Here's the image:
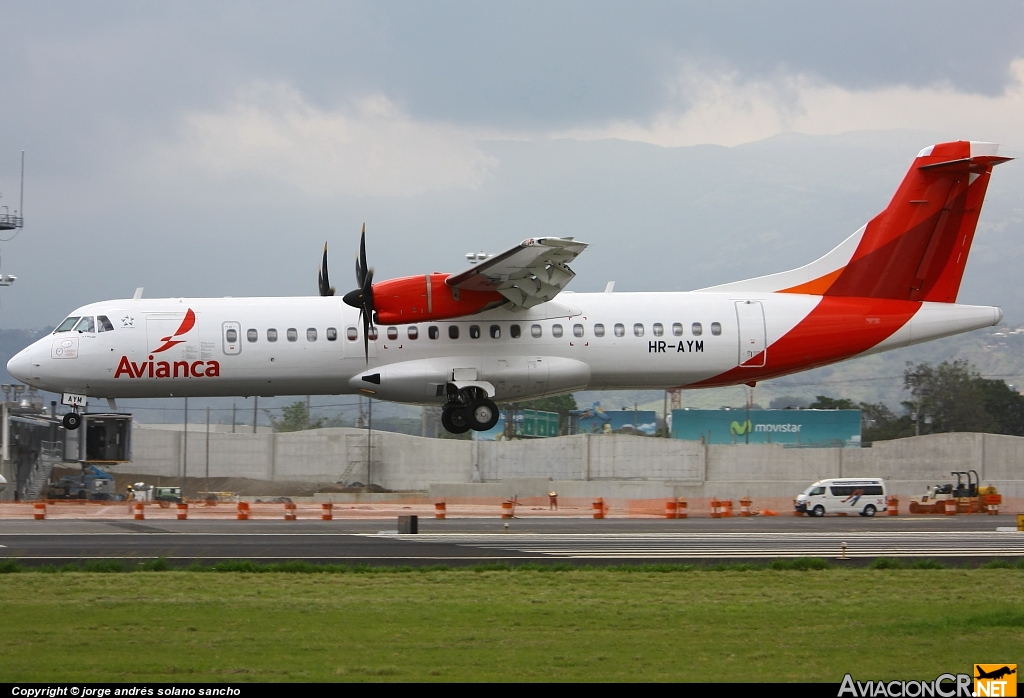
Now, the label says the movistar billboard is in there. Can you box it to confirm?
[476,409,561,441]
[670,409,861,447]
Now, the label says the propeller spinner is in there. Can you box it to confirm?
[341,223,375,362]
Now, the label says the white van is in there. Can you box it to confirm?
[795,478,886,517]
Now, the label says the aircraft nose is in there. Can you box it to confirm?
[7,347,34,383]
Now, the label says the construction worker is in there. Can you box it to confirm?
[549,491,558,511]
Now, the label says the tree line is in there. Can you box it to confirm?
[806,360,1024,441]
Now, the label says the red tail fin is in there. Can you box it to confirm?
[823,141,1010,302]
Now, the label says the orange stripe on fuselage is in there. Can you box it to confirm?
[692,296,920,387]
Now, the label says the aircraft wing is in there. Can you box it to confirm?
[445,237,588,309]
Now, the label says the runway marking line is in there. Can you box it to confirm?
[0,555,556,561]
[0,530,1018,538]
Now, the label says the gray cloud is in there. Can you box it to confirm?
[4,0,1023,141]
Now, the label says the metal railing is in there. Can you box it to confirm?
[24,459,55,501]
[0,211,22,229]
[40,440,63,461]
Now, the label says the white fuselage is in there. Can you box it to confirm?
[7,291,1001,404]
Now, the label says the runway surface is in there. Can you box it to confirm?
[1,515,1022,565]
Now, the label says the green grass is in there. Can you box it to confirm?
[0,566,1021,682]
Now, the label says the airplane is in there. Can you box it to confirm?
[975,666,1016,681]
[6,140,1012,434]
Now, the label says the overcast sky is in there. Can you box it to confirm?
[1,1,1023,329]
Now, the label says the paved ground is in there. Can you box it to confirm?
[1,515,1021,566]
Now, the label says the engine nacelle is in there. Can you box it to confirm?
[373,273,506,325]
[350,356,591,403]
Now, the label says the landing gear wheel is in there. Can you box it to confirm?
[469,399,500,431]
[811,505,825,518]
[441,406,471,435]
[862,504,876,517]
[63,413,82,431]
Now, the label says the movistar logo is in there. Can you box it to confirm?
[730,420,803,435]
[755,423,802,432]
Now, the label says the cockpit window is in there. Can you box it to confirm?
[55,317,81,333]
[73,317,95,333]
[97,315,115,332]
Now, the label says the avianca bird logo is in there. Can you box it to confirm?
[152,309,196,354]
[842,489,864,506]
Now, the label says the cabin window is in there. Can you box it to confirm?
[408,326,419,340]
[368,327,378,340]
[346,327,358,341]
[448,325,459,340]
[226,328,238,343]
[653,323,664,337]
[74,317,95,333]
[633,323,644,337]
[429,326,439,340]
[326,327,337,341]
[510,324,521,339]
[247,329,258,342]
[552,324,563,338]
[531,324,542,338]
[692,322,703,336]
[490,325,501,339]
[573,324,584,338]
[387,327,398,340]
[267,329,278,342]
[307,328,317,342]
[97,315,115,332]
[469,325,481,339]
[711,322,722,336]
[286,328,298,342]
[614,323,625,337]
[672,323,683,337]
[594,323,605,337]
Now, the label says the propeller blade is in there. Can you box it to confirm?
[342,224,375,363]
[358,223,367,285]
[318,243,335,296]
[361,267,375,363]
[362,308,370,364]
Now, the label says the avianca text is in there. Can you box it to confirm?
[114,355,221,379]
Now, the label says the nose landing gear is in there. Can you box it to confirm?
[59,393,88,431]
[441,386,499,434]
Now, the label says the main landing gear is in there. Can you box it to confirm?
[441,387,500,435]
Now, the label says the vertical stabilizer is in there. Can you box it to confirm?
[700,141,1011,302]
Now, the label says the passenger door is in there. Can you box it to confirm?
[222,322,241,355]
[735,301,766,367]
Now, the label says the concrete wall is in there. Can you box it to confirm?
[115,424,1024,500]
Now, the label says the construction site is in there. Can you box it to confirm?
[0,407,1018,522]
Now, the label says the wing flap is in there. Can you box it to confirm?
[446,237,588,308]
